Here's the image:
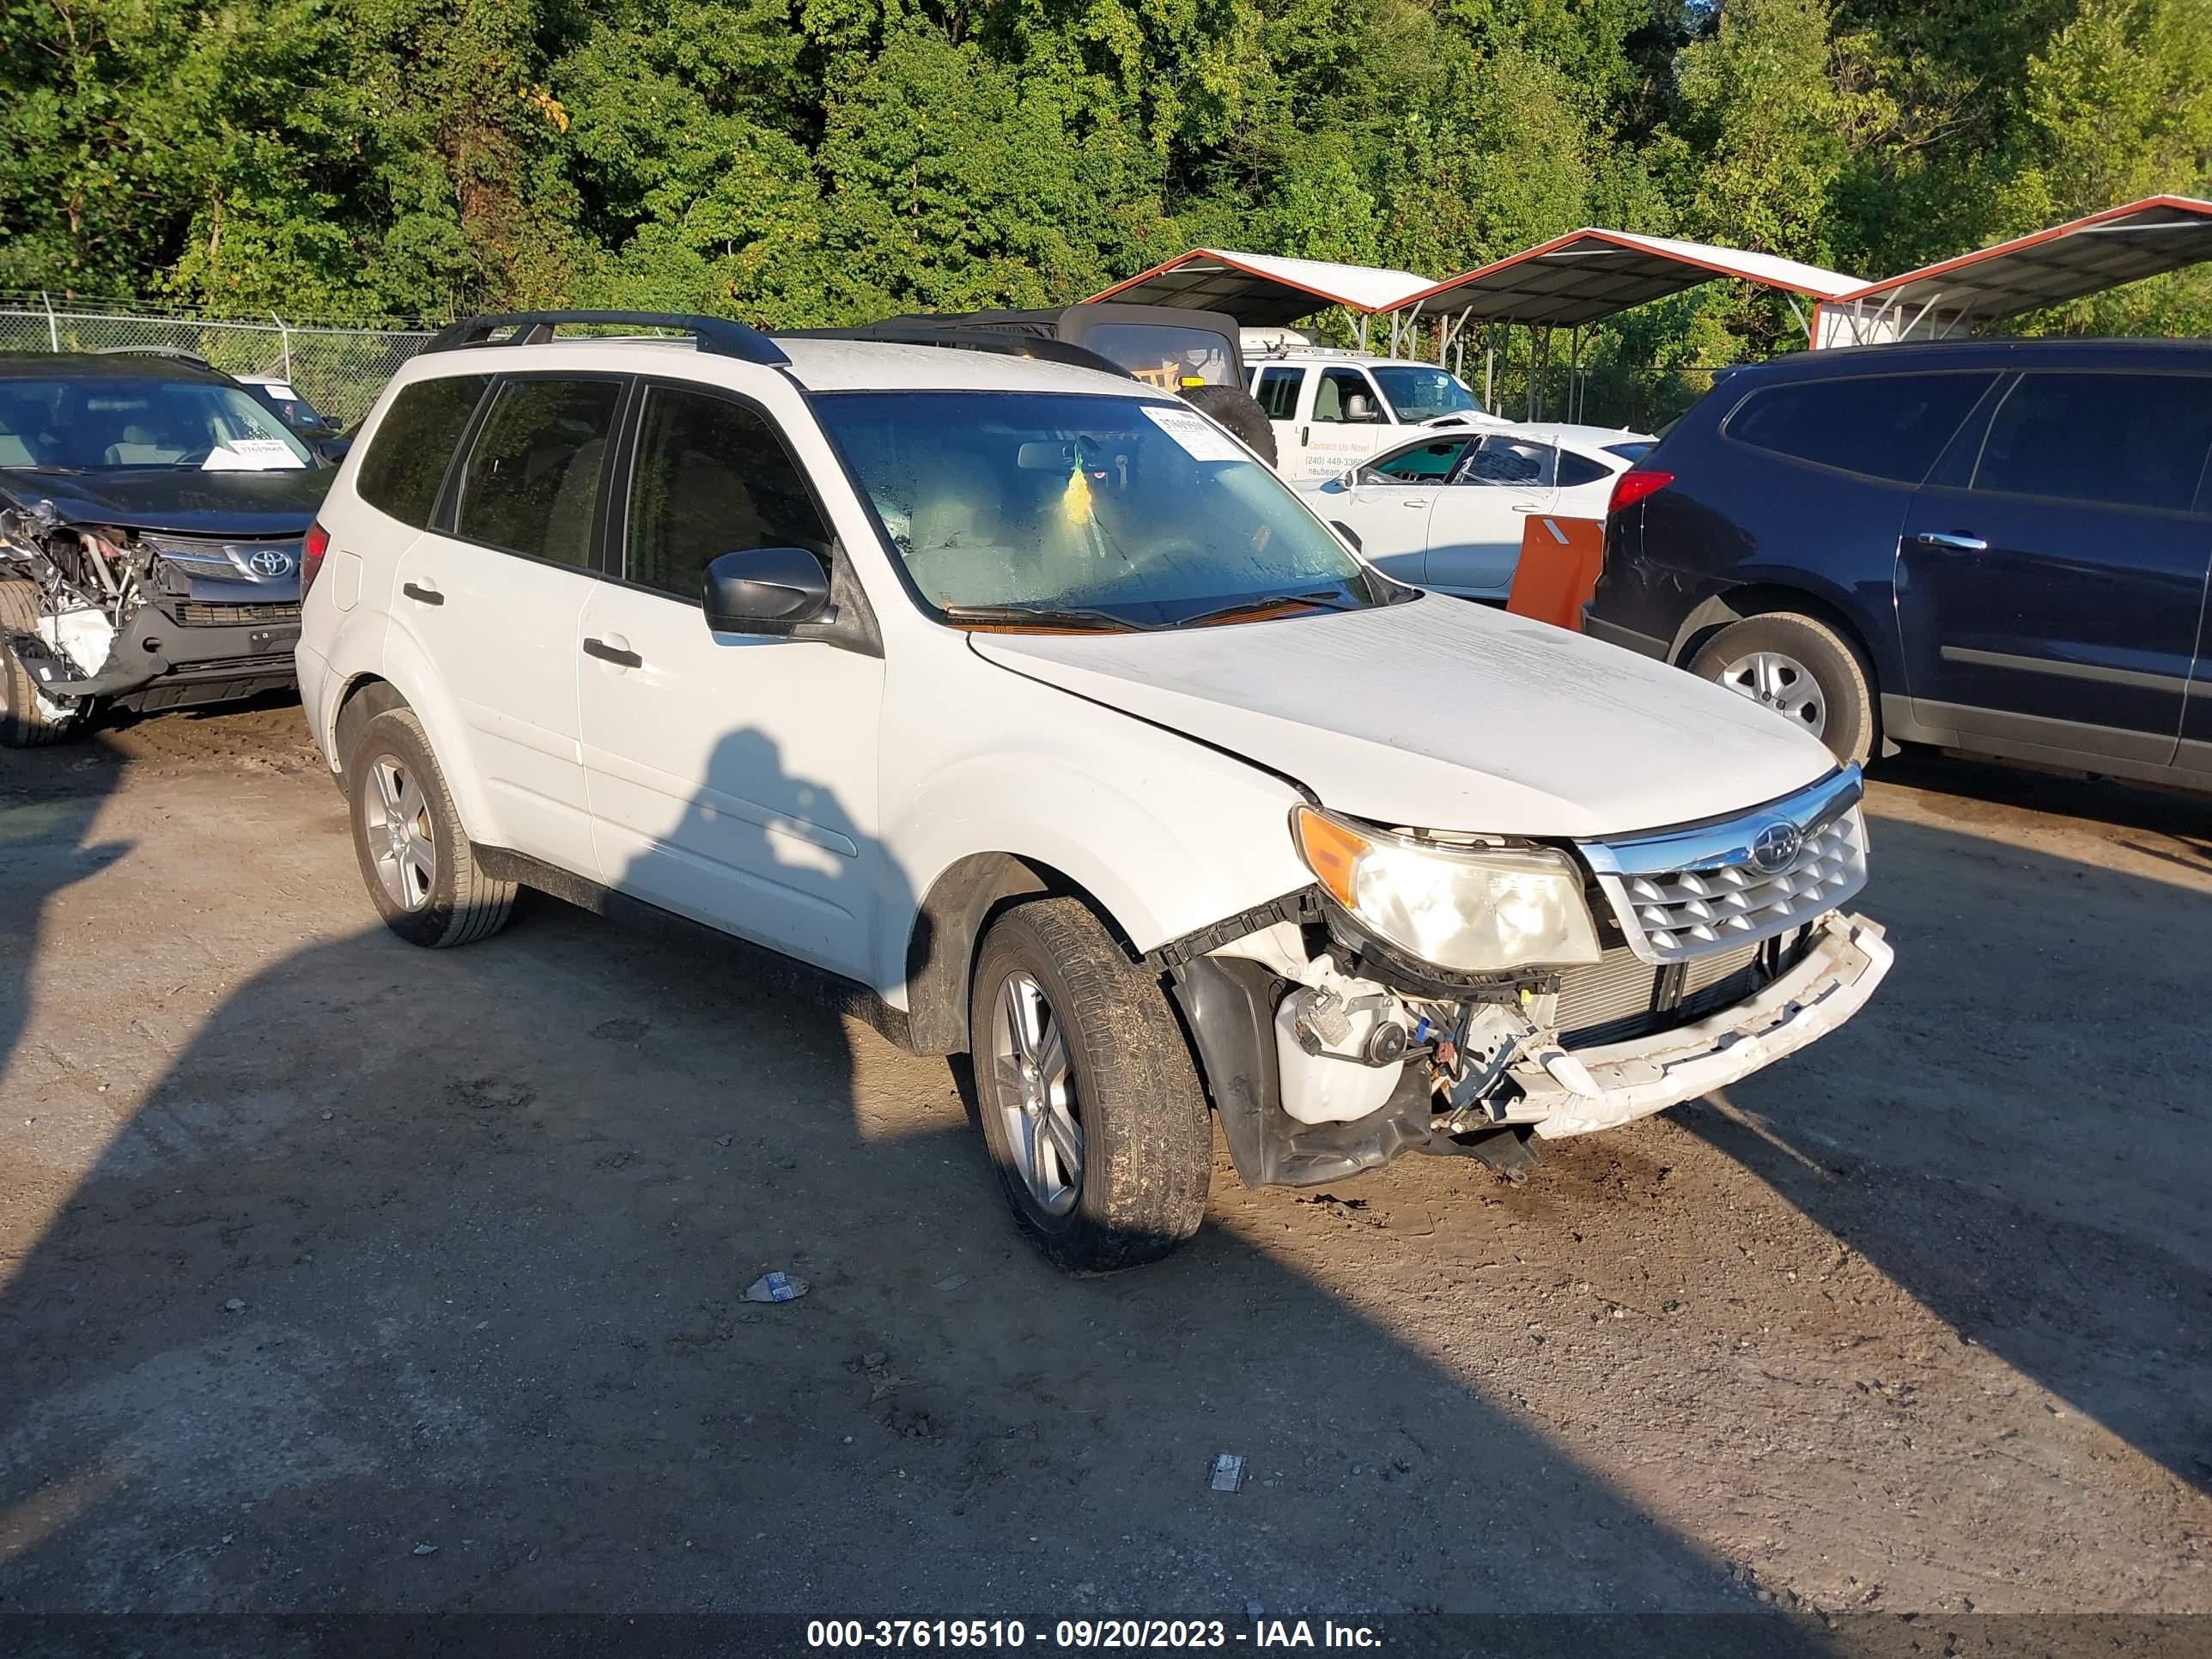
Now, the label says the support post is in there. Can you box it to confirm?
[272,312,293,381]
[40,291,59,352]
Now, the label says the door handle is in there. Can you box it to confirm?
[582,637,642,668]
[401,581,443,606]
[1912,532,1988,552]
[1401,498,1427,508]
[1511,502,1545,513]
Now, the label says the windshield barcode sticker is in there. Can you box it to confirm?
[1142,404,1248,464]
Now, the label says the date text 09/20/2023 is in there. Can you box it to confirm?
[805,1619,1382,1648]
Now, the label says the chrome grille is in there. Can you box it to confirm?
[142,534,302,583]
[1580,769,1869,965]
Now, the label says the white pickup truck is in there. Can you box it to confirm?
[296,311,1891,1273]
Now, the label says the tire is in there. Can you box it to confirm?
[1689,611,1877,769]
[1180,384,1279,468]
[969,897,1212,1273]
[0,579,83,747]
[346,706,516,947]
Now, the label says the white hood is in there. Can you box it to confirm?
[970,597,1837,839]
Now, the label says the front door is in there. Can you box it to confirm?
[391,374,623,873]
[1425,434,1559,598]
[1299,366,1396,483]
[1899,369,2212,766]
[577,378,886,981]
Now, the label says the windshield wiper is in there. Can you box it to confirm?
[939,602,1150,633]
[1170,590,1358,628]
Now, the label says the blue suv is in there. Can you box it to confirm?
[1586,338,2212,792]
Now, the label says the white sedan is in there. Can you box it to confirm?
[1298,423,1656,600]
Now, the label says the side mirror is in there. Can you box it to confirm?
[703,546,832,635]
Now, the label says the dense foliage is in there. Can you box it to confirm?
[6,0,2210,358]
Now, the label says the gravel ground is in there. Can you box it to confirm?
[0,698,2206,1639]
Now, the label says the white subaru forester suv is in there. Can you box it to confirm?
[295,311,1891,1272]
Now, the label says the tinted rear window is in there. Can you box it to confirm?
[453,378,623,565]
[355,375,489,527]
[1973,372,2212,514]
[1727,373,1995,484]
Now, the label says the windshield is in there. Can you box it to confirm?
[814,391,1382,628]
[1370,367,1483,422]
[0,377,314,471]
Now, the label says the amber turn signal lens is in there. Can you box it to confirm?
[1291,805,1370,908]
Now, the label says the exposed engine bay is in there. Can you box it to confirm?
[0,500,305,723]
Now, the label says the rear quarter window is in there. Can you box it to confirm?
[355,375,490,527]
[1725,372,1996,484]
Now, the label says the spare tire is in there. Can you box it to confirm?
[1179,384,1279,468]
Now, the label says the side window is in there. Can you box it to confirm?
[355,375,489,528]
[1468,435,1555,488]
[1727,373,1996,484]
[625,386,833,602]
[1372,439,1468,481]
[1973,372,2212,514]
[1313,368,1385,424]
[1255,367,1302,422]
[1557,450,1611,489]
[453,378,623,565]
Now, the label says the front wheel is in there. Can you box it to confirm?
[969,898,1212,1273]
[1689,611,1877,769]
[0,580,85,747]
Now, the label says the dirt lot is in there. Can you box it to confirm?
[0,698,2207,1636]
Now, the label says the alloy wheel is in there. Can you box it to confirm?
[363,753,436,911]
[988,971,1085,1218]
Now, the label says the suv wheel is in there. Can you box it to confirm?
[347,706,516,947]
[969,897,1211,1273]
[0,580,84,747]
[1690,612,1876,769]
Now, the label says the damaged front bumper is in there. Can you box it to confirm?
[1513,910,1890,1138]
[1170,908,1890,1191]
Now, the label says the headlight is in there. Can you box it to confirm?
[1291,805,1602,972]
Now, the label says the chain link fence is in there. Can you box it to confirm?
[0,297,434,429]
[1478,363,1730,434]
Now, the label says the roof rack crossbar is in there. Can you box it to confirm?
[421,310,789,367]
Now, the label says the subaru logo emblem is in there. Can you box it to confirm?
[1749,821,1804,875]
[248,547,295,577]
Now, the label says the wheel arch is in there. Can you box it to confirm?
[902,851,1146,1057]
[1670,583,1886,696]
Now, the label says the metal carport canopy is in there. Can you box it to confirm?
[1085,249,1437,328]
[1813,195,2212,344]
[1399,228,1866,327]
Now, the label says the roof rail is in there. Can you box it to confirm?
[421,310,790,368]
[777,324,1134,380]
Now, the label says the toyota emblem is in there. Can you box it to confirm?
[248,546,295,577]
[1749,821,1804,874]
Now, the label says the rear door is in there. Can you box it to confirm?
[1252,365,1304,477]
[1899,369,2212,766]
[392,374,623,874]
[1424,434,1558,597]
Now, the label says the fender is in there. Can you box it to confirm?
[328,620,502,846]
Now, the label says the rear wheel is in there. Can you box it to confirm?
[1689,611,1877,769]
[969,897,1212,1273]
[346,706,515,947]
[0,579,84,747]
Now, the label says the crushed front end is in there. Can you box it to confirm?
[1164,768,1889,1187]
[0,503,303,724]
